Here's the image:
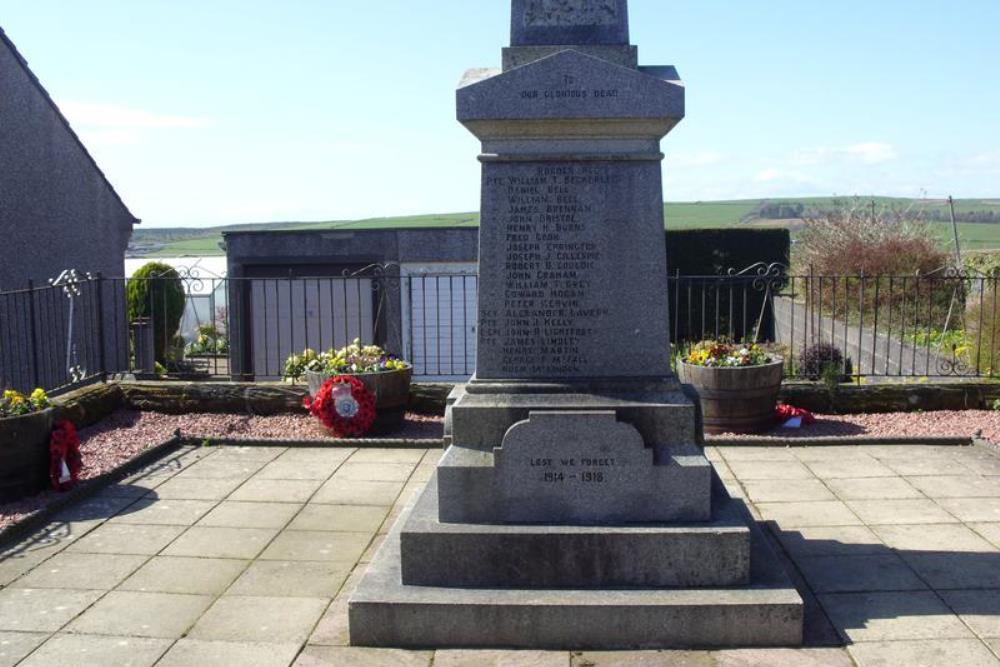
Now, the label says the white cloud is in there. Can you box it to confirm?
[58,101,209,130]
[845,142,898,164]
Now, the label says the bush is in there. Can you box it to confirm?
[797,199,947,276]
[798,342,846,381]
[127,262,186,365]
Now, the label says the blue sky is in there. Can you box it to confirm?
[2,0,999,227]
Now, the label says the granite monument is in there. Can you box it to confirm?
[349,0,804,648]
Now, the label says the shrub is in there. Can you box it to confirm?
[798,342,846,380]
[797,199,948,276]
[964,284,1000,374]
[127,262,186,365]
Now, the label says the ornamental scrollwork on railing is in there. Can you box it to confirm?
[726,262,789,292]
[343,262,402,296]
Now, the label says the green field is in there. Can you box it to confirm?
[130,197,1000,258]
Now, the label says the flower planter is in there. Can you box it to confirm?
[0,408,55,502]
[305,366,413,435]
[680,358,784,435]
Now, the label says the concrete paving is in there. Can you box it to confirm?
[0,442,997,665]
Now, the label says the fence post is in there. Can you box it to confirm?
[95,273,107,380]
[26,279,40,389]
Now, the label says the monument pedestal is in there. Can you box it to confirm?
[350,476,803,649]
[349,0,803,649]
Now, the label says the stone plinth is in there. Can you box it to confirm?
[350,476,804,650]
[401,476,749,588]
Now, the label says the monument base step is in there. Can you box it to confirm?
[402,476,748,588]
[349,477,804,650]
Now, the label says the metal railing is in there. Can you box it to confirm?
[2,263,996,394]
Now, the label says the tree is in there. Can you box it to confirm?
[126,262,186,364]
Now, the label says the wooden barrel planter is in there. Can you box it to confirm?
[306,366,413,435]
[680,358,785,435]
[0,408,54,502]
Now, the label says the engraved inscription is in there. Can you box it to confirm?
[479,163,620,376]
[525,0,619,27]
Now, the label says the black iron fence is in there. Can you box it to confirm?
[2,264,997,394]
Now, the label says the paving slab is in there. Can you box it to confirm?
[348,449,427,464]
[435,649,569,666]
[196,500,302,529]
[288,504,389,533]
[724,460,814,481]
[19,633,171,667]
[189,595,327,643]
[152,476,245,500]
[118,556,248,595]
[712,647,854,666]
[805,458,897,479]
[742,479,835,503]
[293,646,432,666]
[230,479,324,503]
[819,591,974,642]
[65,523,185,555]
[794,554,926,593]
[308,599,349,646]
[884,458,976,477]
[873,523,998,552]
[311,479,403,506]
[162,526,279,559]
[825,476,922,500]
[847,499,959,525]
[847,638,1000,667]
[0,632,48,667]
[109,498,216,526]
[902,552,1000,589]
[936,498,1000,523]
[957,456,1000,476]
[174,458,267,480]
[228,560,351,598]
[11,552,146,590]
[717,447,798,462]
[0,588,101,632]
[211,446,288,461]
[571,650,712,665]
[66,590,213,639]
[275,448,355,465]
[259,530,371,562]
[255,459,343,481]
[332,463,416,483]
[939,590,1000,639]
[773,525,886,558]
[972,523,1000,548]
[906,476,1000,499]
[755,501,862,528]
[156,639,302,667]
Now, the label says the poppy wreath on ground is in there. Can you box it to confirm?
[304,375,377,438]
[50,420,82,492]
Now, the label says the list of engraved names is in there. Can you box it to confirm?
[480,163,620,375]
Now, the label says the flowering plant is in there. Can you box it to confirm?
[284,339,408,382]
[684,341,773,368]
[304,375,377,437]
[50,420,82,492]
[0,388,50,418]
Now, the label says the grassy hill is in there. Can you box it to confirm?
[128,197,1000,257]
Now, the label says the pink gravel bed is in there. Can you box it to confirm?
[0,410,444,531]
[718,410,1000,441]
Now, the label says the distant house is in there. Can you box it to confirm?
[0,26,138,391]
[0,26,138,290]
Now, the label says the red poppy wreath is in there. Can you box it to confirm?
[50,420,82,492]
[304,375,376,438]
